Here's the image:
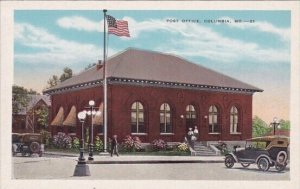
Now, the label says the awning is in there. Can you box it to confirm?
[63,106,77,127]
[50,106,64,126]
[93,103,103,125]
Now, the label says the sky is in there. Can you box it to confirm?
[14,10,291,123]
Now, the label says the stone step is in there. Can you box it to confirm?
[194,146,209,149]
[194,150,215,153]
[194,153,217,156]
[190,142,218,156]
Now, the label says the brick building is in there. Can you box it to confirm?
[44,48,262,143]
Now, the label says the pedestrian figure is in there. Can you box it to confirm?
[111,135,119,157]
[193,126,199,140]
[187,128,195,148]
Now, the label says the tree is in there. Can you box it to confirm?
[46,67,73,89]
[47,75,59,88]
[60,67,73,82]
[252,116,272,137]
[35,105,49,130]
[12,85,38,114]
[279,119,290,130]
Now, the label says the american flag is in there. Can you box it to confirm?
[107,15,130,37]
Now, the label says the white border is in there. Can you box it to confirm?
[1,1,299,189]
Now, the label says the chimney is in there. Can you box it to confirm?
[96,60,103,70]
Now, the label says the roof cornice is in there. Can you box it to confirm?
[43,77,263,95]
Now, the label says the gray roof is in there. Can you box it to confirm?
[18,95,51,115]
[44,48,262,94]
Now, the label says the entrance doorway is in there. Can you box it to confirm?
[186,118,197,132]
[185,105,197,134]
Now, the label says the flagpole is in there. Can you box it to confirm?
[103,9,108,153]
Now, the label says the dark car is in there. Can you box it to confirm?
[12,133,44,157]
[224,136,289,172]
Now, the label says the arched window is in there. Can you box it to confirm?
[131,102,145,133]
[160,103,172,133]
[186,105,196,119]
[230,106,239,133]
[209,105,219,133]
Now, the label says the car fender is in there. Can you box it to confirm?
[12,144,18,152]
[256,154,272,164]
[226,153,238,162]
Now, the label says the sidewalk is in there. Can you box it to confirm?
[89,155,224,164]
[44,151,224,164]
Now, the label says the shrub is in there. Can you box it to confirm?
[176,143,189,152]
[52,132,72,149]
[72,137,80,149]
[151,139,166,151]
[166,145,174,151]
[94,136,104,152]
[121,135,142,152]
[40,130,52,148]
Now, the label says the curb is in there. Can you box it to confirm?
[87,160,224,164]
[44,152,78,157]
[44,152,224,164]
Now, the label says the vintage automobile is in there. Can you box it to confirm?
[224,136,289,172]
[12,133,44,157]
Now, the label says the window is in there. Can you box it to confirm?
[160,103,172,133]
[186,105,196,119]
[230,106,239,133]
[68,126,76,134]
[131,102,145,133]
[209,105,219,133]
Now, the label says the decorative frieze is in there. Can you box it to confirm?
[44,77,262,95]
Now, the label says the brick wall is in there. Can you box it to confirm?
[50,84,253,143]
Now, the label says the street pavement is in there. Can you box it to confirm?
[12,154,289,180]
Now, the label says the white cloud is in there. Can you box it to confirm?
[57,16,103,32]
[54,16,290,64]
[126,17,290,64]
[14,23,116,66]
[218,16,290,42]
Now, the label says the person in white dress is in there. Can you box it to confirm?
[193,126,199,140]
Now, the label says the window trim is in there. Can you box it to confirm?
[131,133,148,136]
[186,104,196,119]
[160,133,175,136]
[131,101,145,134]
[230,106,239,134]
[160,103,172,134]
[209,105,219,133]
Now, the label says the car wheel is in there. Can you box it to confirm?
[241,163,251,168]
[276,151,287,164]
[30,142,40,153]
[275,163,286,172]
[257,157,270,172]
[225,155,235,168]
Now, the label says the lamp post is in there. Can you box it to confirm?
[83,100,101,161]
[77,111,86,163]
[73,111,90,177]
[270,117,281,135]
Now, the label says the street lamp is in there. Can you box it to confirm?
[77,111,86,162]
[270,117,281,135]
[73,111,90,177]
[83,100,101,161]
